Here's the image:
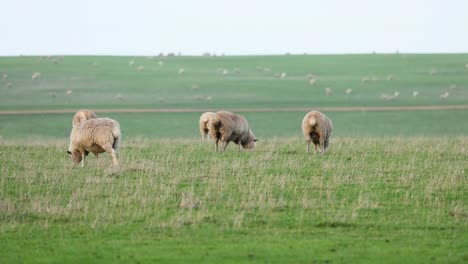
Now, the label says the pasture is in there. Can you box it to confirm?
[0,54,467,263]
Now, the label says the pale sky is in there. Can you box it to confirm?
[2,0,467,56]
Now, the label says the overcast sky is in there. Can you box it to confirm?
[2,0,467,56]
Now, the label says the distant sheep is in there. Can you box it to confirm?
[128,60,135,67]
[387,74,394,81]
[137,66,144,72]
[280,72,287,79]
[302,111,333,154]
[208,111,257,151]
[66,90,73,96]
[2,73,8,80]
[32,72,41,80]
[345,88,352,95]
[440,92,449,99]
[67,118,121,167]
[72,109,97,127]
[199,112,216,140]
[412,91,419,97]
[325,87,333,96]
[465,63,468,69]
[178,68,185,75]
[430,69,438,76]
[309,79,316,86]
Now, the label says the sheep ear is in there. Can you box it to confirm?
[67,150,71,154]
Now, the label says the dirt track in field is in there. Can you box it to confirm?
[0,105,467,115]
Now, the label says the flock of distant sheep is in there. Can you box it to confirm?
[67,109,332,167]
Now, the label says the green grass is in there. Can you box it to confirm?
[1,110,467,140]
[0,138,466,263]
[1,54,467,263]
[1,54,467,110]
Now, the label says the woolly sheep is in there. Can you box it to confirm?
[199,112,216,140]
[208,111,257,152]
[32,72,41,80]
[302,111,333,154]
[72,109,97,127]
[67,118,121,167]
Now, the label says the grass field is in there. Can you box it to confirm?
[0,54,467,263]
[1,54,468,111]
[0,138,467,263]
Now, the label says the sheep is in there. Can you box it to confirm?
[2,73,8,80]
[430,69,438,76]
[137,66,144,72]
[199,112,216,140]
[67,118,121,167]
[309,79,317,86]
[72,109,97,127]
[66,90,73,96]
[465,63,468,69]
[32,72,41,80]
[128,60,135,66]
[387,74,394,81]
[412,91,419,97]
[302,111,333,154]
[345,88,352,95]
[280,72,287,79]
[440,92,449,99]
[178,68,185,75]
[325,87,333,96]
[361,76,370,83]
[208,111,257,152]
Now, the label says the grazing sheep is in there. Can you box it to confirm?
[302,111,333,154]
[137,66,144,72]
[465,63,468,69]
[128,60,135,67]
[2,73,8,80]
[394,91,400,97]
[309,79,317,86]
[67,118,121,167]
[361,76,370,83]
[381,93,396,101]
[345,88,352,95]
[412,91,419,97]
[325,87,333,96]
[72,109,97,127]
[191,84,199,91]
[32,72,41,80]
[387,74,394,81]
[440,92,449,99]
[280,72,287,79]
[6,82,12,88]
[158,61,164,67]
[208,111,257,152]
[199,112,216,140]
[178,68,185,75]
[430,69,438,76]
[66,90,73,96]
[222,69,229,76]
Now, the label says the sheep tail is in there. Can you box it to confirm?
[208,114,222,140]
[309,116,317,128]
[112,124,121,152]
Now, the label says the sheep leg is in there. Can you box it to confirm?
[215,138,219,152]
[110,152,119,167]
[80,152,85,167]
[306,140,311,153]
[238,143,242,151]
[222,141,230,151]
[319,139,325,155]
